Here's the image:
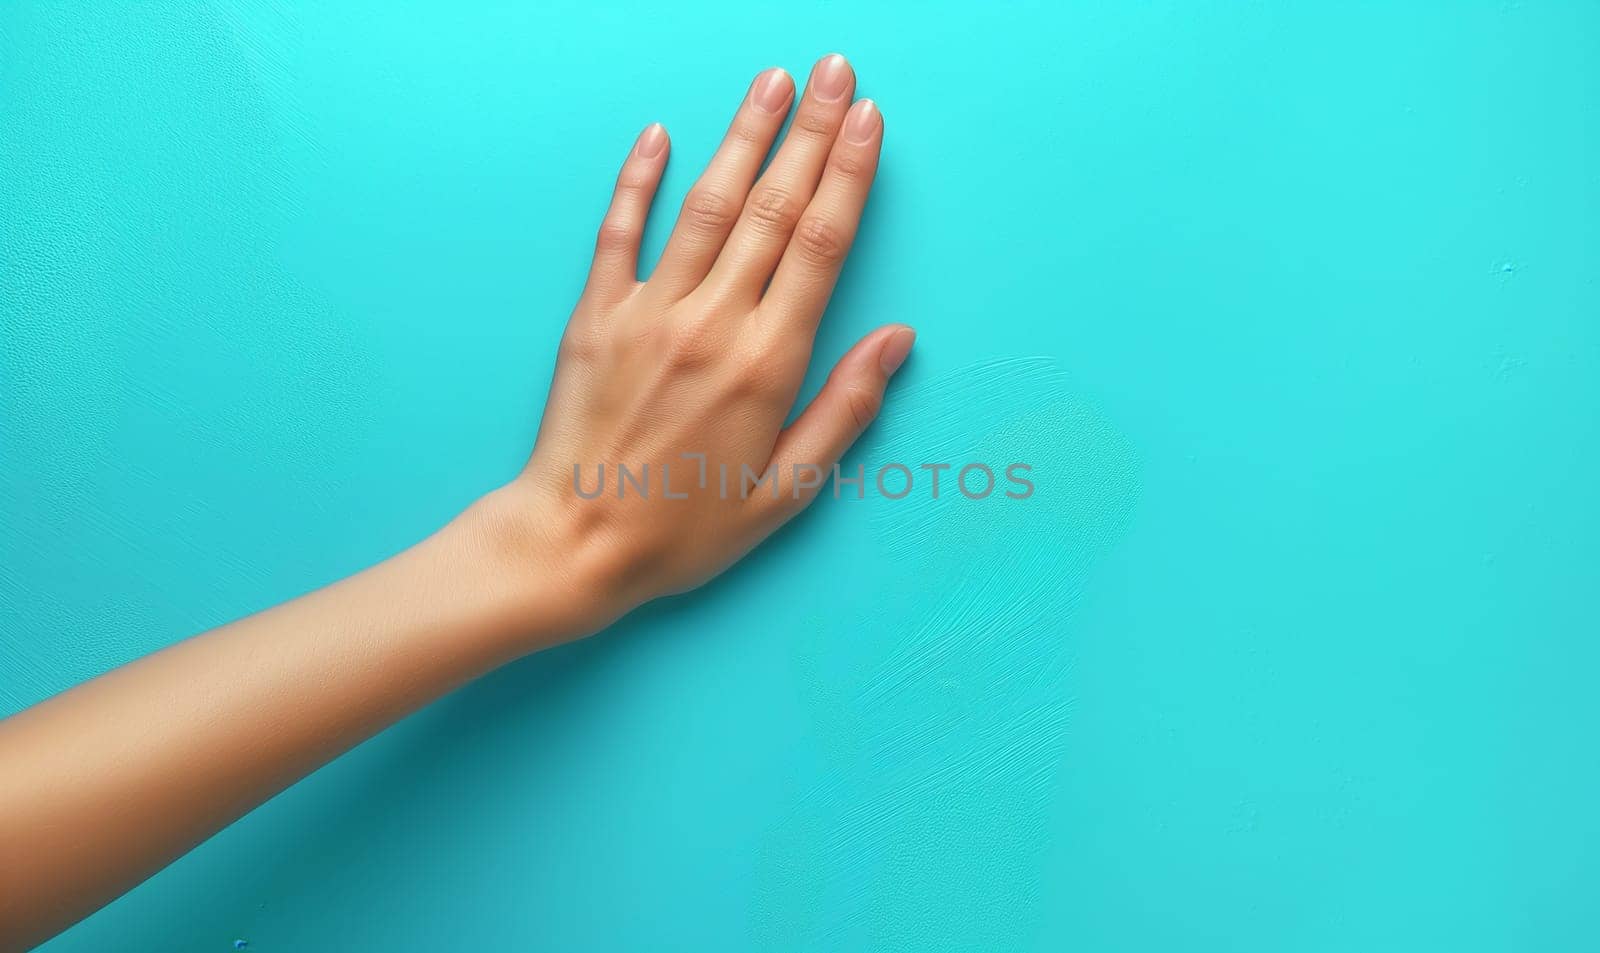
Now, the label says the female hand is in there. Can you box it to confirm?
[485,53,912,638]
[0,55,906,949]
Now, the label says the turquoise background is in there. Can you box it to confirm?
[3,2,1597,950]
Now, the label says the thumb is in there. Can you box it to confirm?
[765,324,915,510]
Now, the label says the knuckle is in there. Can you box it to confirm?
[744,185,805,235]
[792,108,835,140]
[593,219,637,254]
[730,354,787,399]
[792,217,851,266]
[614,170,652,194]
[727,366,766,400]
[844,385,881,431]
[722,335,802,401]
[665,319,722,369]
[828,149,870,180]
[680,188,739,235]
[727,119,766,147]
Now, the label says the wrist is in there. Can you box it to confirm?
[453,482,630,651]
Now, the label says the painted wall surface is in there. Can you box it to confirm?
[3,3,1596,950]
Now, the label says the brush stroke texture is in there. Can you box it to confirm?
[754,358,1139,950]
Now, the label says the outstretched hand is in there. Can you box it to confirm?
[488,53,911,636]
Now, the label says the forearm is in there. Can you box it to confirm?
[3,53,895,950]
[0,493,570,950]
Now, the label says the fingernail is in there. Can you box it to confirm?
[842,99,879,144]
[750,68,791,114]
[635,123,667,159]
[812,53,851,102]
[879,327,915,375]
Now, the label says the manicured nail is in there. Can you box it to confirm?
[842,99,879,144]
[812,53,851,102]
[635,123,667,159]
[879,327,915,375]
[750,68,792,114]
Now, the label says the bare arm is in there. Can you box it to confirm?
[0,54,910,950]
[0,504,566,947]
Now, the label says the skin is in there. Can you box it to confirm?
[0,54,911,951]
